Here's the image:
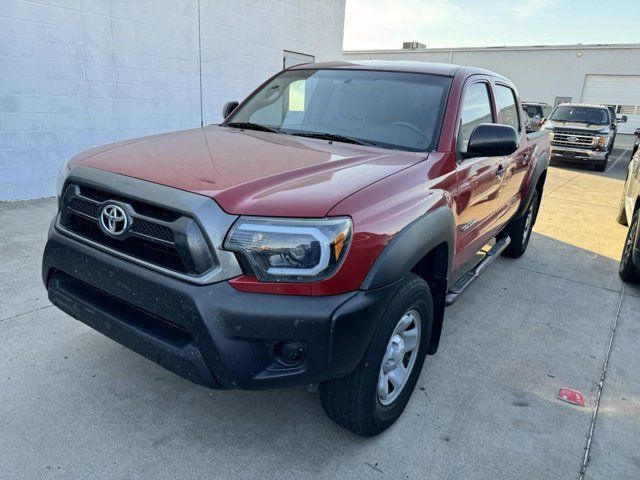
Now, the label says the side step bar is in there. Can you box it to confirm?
[445,234,511,306]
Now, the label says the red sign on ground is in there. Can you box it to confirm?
[558,388,585,406]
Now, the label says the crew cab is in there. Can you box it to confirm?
[42,61,549,436]
[545,103,625,172]
[618,137,640,282]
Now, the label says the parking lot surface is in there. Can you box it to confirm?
[1,140,639,479]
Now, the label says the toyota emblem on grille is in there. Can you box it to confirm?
[100,204,128,236]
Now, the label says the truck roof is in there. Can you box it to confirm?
[289,60,508,81]
[556,103,609,109]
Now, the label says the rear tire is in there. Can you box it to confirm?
[502,190,540,258]
[619,210,640,283]
[319,273,432,436]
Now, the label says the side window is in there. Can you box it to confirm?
[459,82,493,153]
[495,85,520,132]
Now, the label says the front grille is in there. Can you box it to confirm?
[59,183,216,276]
[68,197,101,219]
[130,218,174,243]
[551,129,597,148]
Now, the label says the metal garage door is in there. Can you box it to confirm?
[582,75,640,134]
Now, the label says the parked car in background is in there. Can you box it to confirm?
[617,144,640,282]
[522,102,552,131]
[631,128,640,159]
[42,61,549,436]
[544,103,620,172]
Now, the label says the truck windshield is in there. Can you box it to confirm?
[225,69,452,152]
[549,106,609,125]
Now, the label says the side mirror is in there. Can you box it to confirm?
[222,101,239,119]
[634,128,640,138]
[466,123,519,157]
[619,115,628,123]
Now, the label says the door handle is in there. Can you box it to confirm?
[496,164,506,176]
[523,153,530,164]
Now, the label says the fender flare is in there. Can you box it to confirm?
[361,206,456,291]
[515,151,549,219]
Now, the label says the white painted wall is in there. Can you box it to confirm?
[344,44,640,114]
[0,0,345,201]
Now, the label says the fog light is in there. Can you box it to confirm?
[273,341,305,367]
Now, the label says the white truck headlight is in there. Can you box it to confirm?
[595,135,610,149]
[224,217,352,282]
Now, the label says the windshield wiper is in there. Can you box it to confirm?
[290,132,378,147]
[226,122,281,134]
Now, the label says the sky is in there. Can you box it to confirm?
[343,0,640,50]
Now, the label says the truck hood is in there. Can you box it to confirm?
[545,120,610,133]
[72,126,427,217]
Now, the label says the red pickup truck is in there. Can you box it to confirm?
[43,61,549,436]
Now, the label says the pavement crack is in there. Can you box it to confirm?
[544,172,582,196]
[364,462,383,474]
[505,262,623,295]
[0,304,53,324]
[578,285,625,479]
[543,197,619,210]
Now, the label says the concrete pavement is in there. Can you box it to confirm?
[0,144,638,479]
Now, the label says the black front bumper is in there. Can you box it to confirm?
[42,225,397,390]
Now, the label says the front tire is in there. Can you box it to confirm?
[595,160,607,172]
[619,210,640,283]
[502,190,540,258]
[319,273,433,436]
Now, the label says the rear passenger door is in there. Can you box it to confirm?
[493,83,529,226]
[454,79,503,264]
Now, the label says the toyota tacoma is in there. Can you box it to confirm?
[43,61,549,436]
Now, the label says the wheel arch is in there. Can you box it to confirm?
[515,151,549,219]
[361,206,455,355]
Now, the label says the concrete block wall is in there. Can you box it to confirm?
[0,0,345,201]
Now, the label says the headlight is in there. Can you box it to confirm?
[56,159,71,200]
[595,135,610,149]
[224,216,352,282]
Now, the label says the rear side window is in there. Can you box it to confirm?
[459,82,493,153]
[495,85,520,132]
